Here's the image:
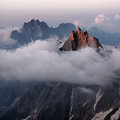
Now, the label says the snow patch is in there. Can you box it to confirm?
[92,109,113,120]
[69,87,74,120]
[94,88,103,111]
[110,107,120,120]
[11,97,20,107]
[57,38,65,49]
[102,44,116,50]
[21,115,31,120]
[82,98,91,107]
[56,82,61,87]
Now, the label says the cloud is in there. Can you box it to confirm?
[73,20,83,27]
[79,87,94,94]
[0,39,120,86]
[0,28,17,46]
[73,20,79,27]
[95,14,105,24]
[114,14,120,21]
[94,14,110,24]
[82,14,120,33]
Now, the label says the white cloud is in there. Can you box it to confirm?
[74,20,80,27]
[114,14,120,21]
[0,39,120,86]
[79,87,94,94]
[73,20,83,28]
[94,14,110,24]
[0,28,17,46]
[82,14,120,33]
[95,14,104,24]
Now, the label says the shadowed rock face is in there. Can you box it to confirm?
[0,81,120,120]
[60,27,103,51]
[10,19,76,45]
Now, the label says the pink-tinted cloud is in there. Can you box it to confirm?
[114,14,120,21]
[73,20,83,27]
[73,20,80,27]
[95,14,104,24]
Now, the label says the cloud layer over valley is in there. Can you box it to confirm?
[0,39,120,86]
[0,28,17,46]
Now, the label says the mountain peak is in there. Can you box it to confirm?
[23,19,41,27]
[28,18,35,22]
[60,28,103,51]
[10,19,76,44]
[70,31,76,38]
[77,27,81,33]
[28,19,40,23]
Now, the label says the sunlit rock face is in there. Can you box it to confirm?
[60,27,103,51]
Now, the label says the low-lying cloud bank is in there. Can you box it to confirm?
[0,28,17,46]
[0,39,120,85]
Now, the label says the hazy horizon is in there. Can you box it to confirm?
[0,0,120,33]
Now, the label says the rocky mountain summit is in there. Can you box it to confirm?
[10,19,76,44]
[60,27,103,51]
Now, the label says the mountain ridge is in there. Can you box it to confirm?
[10,19,76,45]
[0,19,120,120]
[87,27,120,46]
[60,27,103,51]
[0,81,119,120]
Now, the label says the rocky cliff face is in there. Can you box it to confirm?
[1,20,120,120]
[10,19,76,45]
[60,27,103,51]
[0,80,27,117]
[0,81,120,120]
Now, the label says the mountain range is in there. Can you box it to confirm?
[0,80,120,120]
[0,19,120,120]
[9,19,120,47]
[87,27,120,46]
[10,19,76,45]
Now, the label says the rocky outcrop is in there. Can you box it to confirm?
[0,81,120,120]
[10,19,76,45]
[60,27,103,51]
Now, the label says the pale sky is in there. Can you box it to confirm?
[0,0,120,10]
[0,0,120,32]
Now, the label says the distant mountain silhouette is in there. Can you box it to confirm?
[88,27,120,46]
[10,19,120,47]
[10,19,76,45]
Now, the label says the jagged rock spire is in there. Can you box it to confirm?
[60,27,103,51]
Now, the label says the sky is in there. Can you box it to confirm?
[0,0,120,32]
